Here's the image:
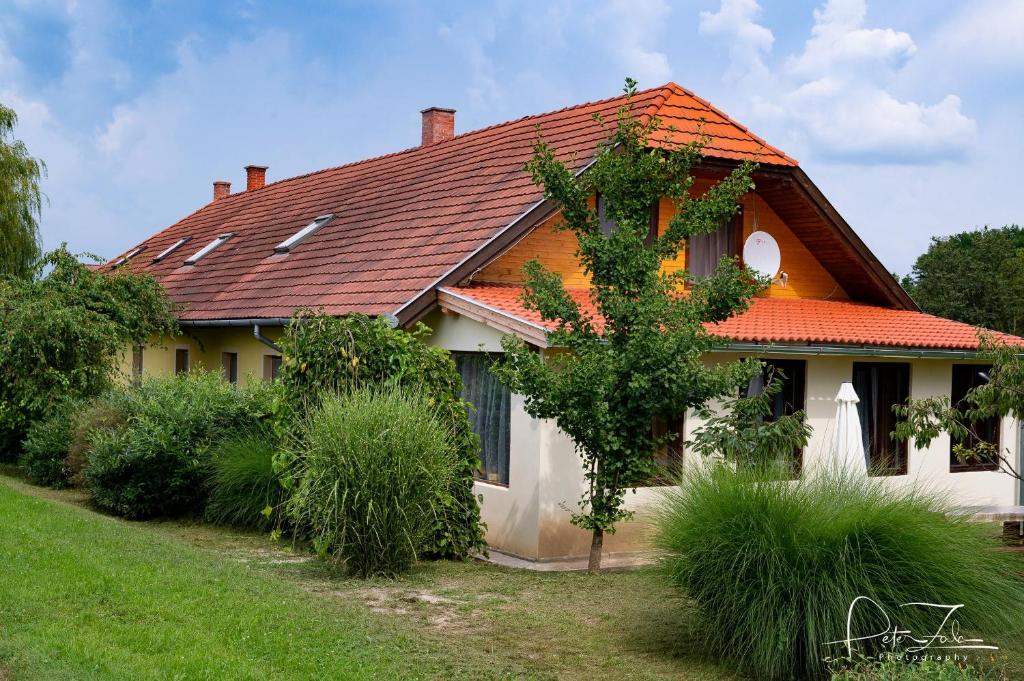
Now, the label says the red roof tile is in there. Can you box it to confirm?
[441,285,1024,351]
[109,83,795,321]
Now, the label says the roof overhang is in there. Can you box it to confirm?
[437,288,550,347]
[715,342,987,360]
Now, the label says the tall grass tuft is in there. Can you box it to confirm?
[204,429,283,530]
[655,465,1024,681]
[286,388,458,577]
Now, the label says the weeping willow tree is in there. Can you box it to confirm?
[0,102,45,280]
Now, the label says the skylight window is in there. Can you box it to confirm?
[111,246,145,267]
[274,214,334,254]
[152,236,192,263]
[184,233,233,265]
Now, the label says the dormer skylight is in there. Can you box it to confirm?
[184,233,233,265]
[152,236,193,263]
[274,214,334,254]
[111,246,145,267]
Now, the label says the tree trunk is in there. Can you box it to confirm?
[588,526,604,574]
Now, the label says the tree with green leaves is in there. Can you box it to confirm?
[0,246,179,457]
[903,226,1024,335]
[491,80,769,572]
[0,102,45,280]
[895,336,1023,483]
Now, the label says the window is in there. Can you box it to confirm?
[175,348,189,375]
[687,208,743,279]
[950,364,1000,472]
[744,359,807,475]
[184,233,233,265]
[263,354,283,381]
[646,413,685,485]
[455,352,511,486]
[596,193,659,244]
[221,352,239,385]
[131,345,144,378]
[152,236,192,263]
[852,362,910,476]
[274,214,334,253]
[111,246,145,267]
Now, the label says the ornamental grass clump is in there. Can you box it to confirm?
[204,428,284,530]
[286,388,458,577]
[656,466,1024,681]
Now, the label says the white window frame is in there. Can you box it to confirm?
[274,214,334,254]
[185,233,233,265]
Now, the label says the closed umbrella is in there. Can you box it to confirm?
[832,382,867,475]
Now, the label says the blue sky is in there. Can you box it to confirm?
[1,0,1022,274]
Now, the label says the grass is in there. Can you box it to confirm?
[0,471,729,680]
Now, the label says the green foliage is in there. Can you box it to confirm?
[0,102,44,280]
[904,226,1024,335]
[895,336,1023,480]
[0,246,178,458]
[83,371,275,519]
[690,367,811,473]
[286,389,459,577]
[19,402,76,488]
[656,466,1024,681]
[276,310,485,558]
[831,658,998,681]
[490,79,764,568]
[204,428,285,530]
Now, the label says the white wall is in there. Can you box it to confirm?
[422,309,1021,560]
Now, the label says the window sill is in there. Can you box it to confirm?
[473,477,509,489]
[868,469,908,478]
[950,464,1000,473]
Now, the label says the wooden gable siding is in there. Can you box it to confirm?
[475,186,847,301]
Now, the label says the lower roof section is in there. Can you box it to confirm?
[438,285,1024,353]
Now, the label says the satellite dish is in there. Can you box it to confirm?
[743,231,781,279]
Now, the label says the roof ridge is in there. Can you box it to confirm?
[218,84,673,200]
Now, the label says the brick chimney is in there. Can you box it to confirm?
[245,165,268,191]
[420,107,455,146]
[212,180,231,201]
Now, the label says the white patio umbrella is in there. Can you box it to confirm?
[832,382,868,475]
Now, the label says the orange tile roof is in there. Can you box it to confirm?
[441,285,1024,351]
[109,83,794,321]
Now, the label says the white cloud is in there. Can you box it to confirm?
[787,0,915,78]
[933,0,1024,65]
[592,0,672,84]
[699,0,975,163]
[698,0,774,80]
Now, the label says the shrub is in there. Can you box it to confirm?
[656,466,1024,681]
[204,429,284,530]
[277,310,485,559]
[66,392,129,484]
[83,371,275,519]
[0,246,177,458]
[19,402,75,488]
[286,389,459,577]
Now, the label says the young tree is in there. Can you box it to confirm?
[903,226,1024,336]
[491,80,767,572]
[0,102,45,280]
[895,336,1024,483]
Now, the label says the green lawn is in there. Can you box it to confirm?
[0,474,729,680]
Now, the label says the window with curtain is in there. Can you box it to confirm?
[644,413,685,486]
[221,352,238,385]
[852,362,910,476]
[687,209,742,279]
[950,364,1000,472]
[743,359,806,475]
[174,348,189,375]
[131,345,144,378]
[596,193,659,244]
[455,352,511,486]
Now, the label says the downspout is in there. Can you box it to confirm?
[253,324,282,353]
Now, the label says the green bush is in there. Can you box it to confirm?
[204,429,284,530]
[19,403,76,488]
[66,392,129,484]
[0,246,177,458]
[277,310,485,559]
[287,389,458,577]
[656,466,1024,681]
[83,371,275,519]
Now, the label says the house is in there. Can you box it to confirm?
[108,83,1024,564]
